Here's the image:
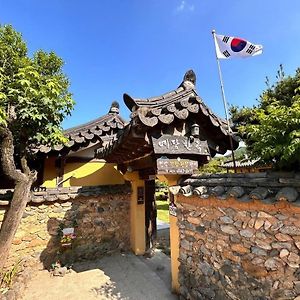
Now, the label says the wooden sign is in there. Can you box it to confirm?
[157,158,198,175]
[152,135,209,155]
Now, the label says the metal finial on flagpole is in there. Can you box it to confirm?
[212,29,237,173]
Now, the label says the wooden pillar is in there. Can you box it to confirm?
[124,171,146,255]
[55,156,66,187]
[158,174,181,293]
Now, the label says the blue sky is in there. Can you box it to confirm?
[1,0,300,129]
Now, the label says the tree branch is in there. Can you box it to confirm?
[0,126,26,182]
[20,155,37,181]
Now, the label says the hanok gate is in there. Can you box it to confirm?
[97,70,238,291]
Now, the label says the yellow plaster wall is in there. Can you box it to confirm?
[63,162,124,186]
[42,157,57,188]
[42,158,124,187]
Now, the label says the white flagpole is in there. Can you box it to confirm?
[212,29,237,172]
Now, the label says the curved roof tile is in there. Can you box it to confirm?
[34,102,126,155]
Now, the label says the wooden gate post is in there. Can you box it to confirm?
[124,171,146,255]
[158,174,181,293]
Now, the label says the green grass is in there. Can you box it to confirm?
[156,200,169,223]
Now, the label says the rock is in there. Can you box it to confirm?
[256,232,267,240]
[234,220,243,228]
[272,242,292,250]
[199,261,213,276]
[264,257,284,270]
[248,218,255,228]
[275,233,293,242]
[280,226,300,236]
[294,242,300,251]
[251,211,258,218]
[220,225,238,235]
[251,246,267,256]
[270,221,284,231]
[220,263,234,276]
[200,245,210,255]
[288,252,300,263]
[219,216,234,224]
[258,211,273,218]
[273,280,280,289]
[294,281,300,294]
[270,249,280,257]
[232,244,249,254]
[280,249,290,258]
[195,226,206,234]
[252,257,265,265]
[254,219,264,230]
[255,239,272,250]
[222,249,240,263]
[242,259,268,278]
[240,229,254,238]
[264,220,272,230]
[201,288,216,299]
[230,235,241,243]
[187,216,201,225]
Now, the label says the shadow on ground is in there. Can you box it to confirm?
[22,252,178,300]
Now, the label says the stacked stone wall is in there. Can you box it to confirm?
[177,196,300,300]
[0,185,131,269]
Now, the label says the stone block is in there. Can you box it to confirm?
[280,226,300,236]
[264,258,284,271]
[220,225,238,235]
[242,259,268,278]
[231,243,249,254]
[240,229,254,238]
[275,233,293,242]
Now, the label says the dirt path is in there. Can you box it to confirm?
[22,252,177,300]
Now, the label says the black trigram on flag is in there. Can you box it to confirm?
[246,44,256,54]
[222,50,231,58]
[222,36,230,43]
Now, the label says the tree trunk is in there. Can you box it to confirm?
[0,127,36,271]
[0,179,32,270]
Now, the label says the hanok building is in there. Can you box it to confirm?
[33,102,126,188]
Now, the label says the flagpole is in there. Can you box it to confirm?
[212,29,237,172]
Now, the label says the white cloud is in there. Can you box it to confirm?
[176,0,195,13]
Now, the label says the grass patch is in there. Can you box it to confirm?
[156,200,169,223]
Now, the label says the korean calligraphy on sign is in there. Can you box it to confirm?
[152,135,210,155]
[157,158,198,175]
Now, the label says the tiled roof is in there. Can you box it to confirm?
[98,70,239,162]
[34,102,125,154]
[124,70,231,135]
[0,184,131,206]
[175,172,300,206]
[221,158,260,168]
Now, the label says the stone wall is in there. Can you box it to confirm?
[176,172,300,300]
[0,184,131,269]
[177,196,300,300]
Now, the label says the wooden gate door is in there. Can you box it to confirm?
[145,179,157,250]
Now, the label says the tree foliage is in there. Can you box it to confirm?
[0,25,74,154]
[231,66,300,170]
